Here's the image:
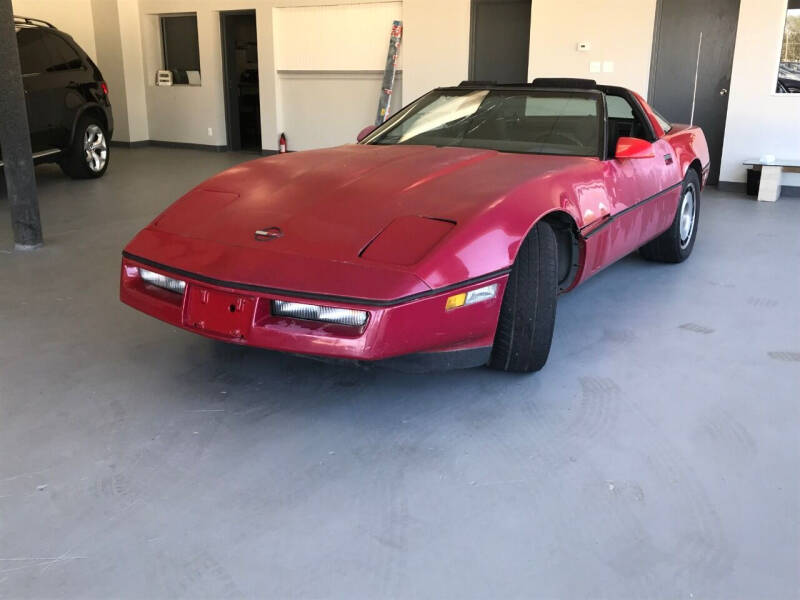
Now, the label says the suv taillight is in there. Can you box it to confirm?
[100,81,108,95]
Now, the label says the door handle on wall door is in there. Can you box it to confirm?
[720,88,728,95]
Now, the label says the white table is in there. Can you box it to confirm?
[743,158,800,202]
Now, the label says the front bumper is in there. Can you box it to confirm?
[120,256,507,369]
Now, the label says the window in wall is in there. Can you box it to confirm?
[161,14,201,85]
[777,0,800,93]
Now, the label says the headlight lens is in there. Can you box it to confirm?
[272,300,368,327]
[139,268,186,294]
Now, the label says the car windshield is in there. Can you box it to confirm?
[364,89,602,157]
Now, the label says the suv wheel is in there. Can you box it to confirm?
[59,116,110,179]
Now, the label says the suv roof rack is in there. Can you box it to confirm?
[530,78,597,89]
[13,16,56,28]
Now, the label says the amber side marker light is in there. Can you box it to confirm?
[445,283,498,310]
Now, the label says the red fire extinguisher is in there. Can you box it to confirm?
[278,132,287,154]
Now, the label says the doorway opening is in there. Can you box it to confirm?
[469,0,531,84]
[221,10,260,152]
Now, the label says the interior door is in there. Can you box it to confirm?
[469,0,531,84]
[648,0,741,184]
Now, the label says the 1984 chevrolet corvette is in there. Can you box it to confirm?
[120,78,709,373]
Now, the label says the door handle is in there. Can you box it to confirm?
[720,88,728,96]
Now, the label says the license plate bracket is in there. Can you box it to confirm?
[184,286,256,339]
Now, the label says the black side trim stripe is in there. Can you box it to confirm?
[580,181,682,240]
[122,251,511,308]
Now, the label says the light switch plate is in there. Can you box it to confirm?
[602,61,614,73]
[589,61,601,73]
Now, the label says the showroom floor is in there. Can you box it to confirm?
[0,147,798,599]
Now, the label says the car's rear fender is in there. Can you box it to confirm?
[664,125,710,187]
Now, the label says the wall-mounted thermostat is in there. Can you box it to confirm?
[577,41,591,52]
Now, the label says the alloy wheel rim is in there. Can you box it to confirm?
[679,184,696,248]
[84,124,107,172]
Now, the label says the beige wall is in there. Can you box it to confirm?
[402,0,470,102]
[91,0,129,139]
[117,0,149,142]
[528,0,657,96]
[719,0,800,186]
[137,0,407,151]
[12,0,97,60]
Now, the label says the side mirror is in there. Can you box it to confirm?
[357,124,377,142]
[615,137,655,159]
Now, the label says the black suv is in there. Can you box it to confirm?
[1,16,114,178]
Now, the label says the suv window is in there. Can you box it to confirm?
[17,28,49,75]
[40,31,83,71]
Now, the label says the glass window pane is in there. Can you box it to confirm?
[777,3,800,93]
[368,90,601,157]
[16,28,49,74]
[41,32,82,71]
[162,15,200,73]
[606,95,634,119]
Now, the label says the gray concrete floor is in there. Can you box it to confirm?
[0,147,798,599]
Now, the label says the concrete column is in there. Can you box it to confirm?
[0,2,43,249]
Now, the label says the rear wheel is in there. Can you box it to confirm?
[639,170,700,263]
[59,116,110,179]
[489,221,558,373]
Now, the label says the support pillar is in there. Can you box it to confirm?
[0,2,43,249]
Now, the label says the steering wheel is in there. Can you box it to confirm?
[531,130,583,147]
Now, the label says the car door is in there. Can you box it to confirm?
[585,93,681,272]
[38,30,89,149]
[16,27,53,152]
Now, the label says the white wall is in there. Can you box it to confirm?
[402,0,471,102]
[274,2,402,70]
[91,0,128,139]
[117,0,149,142]
[528,0,657,96]
[280,72,402,150]
[12,0,97,60]
[720,0,800,186]
[273,2,403,151]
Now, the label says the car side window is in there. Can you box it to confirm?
[40,31,83,72]
[16,28,49,75]
[605,93,652,158]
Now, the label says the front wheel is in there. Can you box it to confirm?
[489,221,558,373]
[639,170,700,263]
[59,116,110,179]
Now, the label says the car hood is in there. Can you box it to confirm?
[128,144,593,299]
[152,144,588,255]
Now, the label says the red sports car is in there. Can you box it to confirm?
[120,78,709,372]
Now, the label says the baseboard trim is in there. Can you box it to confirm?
[110,140,229,152]
[718,180,800,197]
[110,140,149,149]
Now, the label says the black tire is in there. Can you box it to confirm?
[489,221,558,373]
[59,115,110,179]
[639,170,700,263]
